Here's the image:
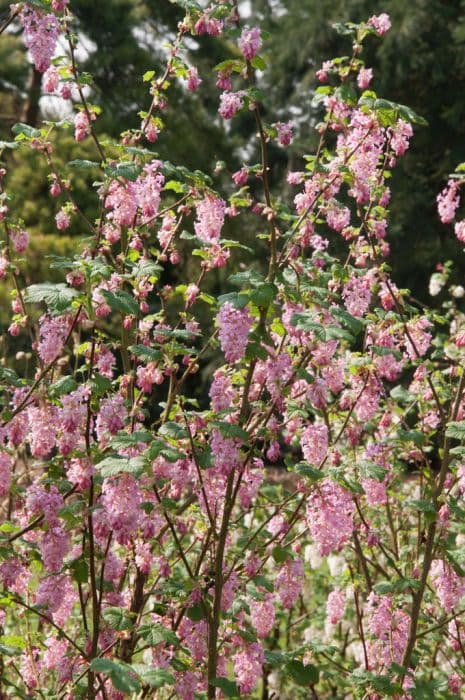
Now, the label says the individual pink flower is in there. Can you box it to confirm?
[238,26,262,61]
[43,66,60,93]
[326,588,346,625]
[367,13,392,35]
[232,168,249,186]
[357,67,373,89]
[55,208,71,230]
[194,195,225,244]
[186,67,202,91]
[274,121,294,147]
[218,91,245,119]
[217,302,253,363]
[10,227,29,253]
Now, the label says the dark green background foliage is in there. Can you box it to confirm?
[1,0,465,298]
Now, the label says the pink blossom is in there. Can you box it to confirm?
[217,302,253,363]
[430,560,465,613]
[136,362,163,393]
[357,67,373,89]
[390,119,413,157]
[0,452,12,498]
[274,121,294,147]
[326,588,346,625]
[326,203,351,232]
[250,594,275,637]
[74,111,94,141]
[306,479,354,555]
[275,558,304,608]
[10,227,29,253]
[455,220,465,242]
[437,179,460,224]
[0,256,8,279]
[39,526,70,572]
[95,393,127,442]
[301,423,328,465]
[367,13,392,36]
[194,195,225,244]
[55,208,70,230]
[238,26,262,61]
[342,274,372,317]
[37,314,71,363]
[19,7,60,72]
[186,67,202,91]
[218,91,245,119]
[194,14,223,36]
[209,369,236,411]
[232,168,248,186]
[101,474,142,544]
[233,642,264,694]
[43,66,60,93]
[366,593,409,669]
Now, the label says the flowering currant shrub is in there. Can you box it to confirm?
[0,2,465,699]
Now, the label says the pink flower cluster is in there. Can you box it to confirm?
[19,7,61,72]
[194,195,225,244]
[306,478,354,555]
[238,27,262,61]
[217,302,253,363]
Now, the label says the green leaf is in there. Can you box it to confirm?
[138,623,179,647]
[101,289,139,316]
[329,307,364,335]
[143,70,155,82]
[294,463,325,481]
[251,55,267,71]
[24,283,79,312]
[128,344,162,362]
[96,456,145,477]
[360,461,387,483]
[102,607,134,631]
[285,660,319,685]
[69,557,89,584]
[217,292,249,309]
[446,421,465,440]
[397,429,426,446]
[209,678,240,698]
[68,159,100,169]
[90,373,112,397]
[110,431,151,449]
[90,659,140,693]
[105,162,141,182]
[290,312,326,340]
[272,545,293,563]
[159,422,188,439]
[12,122,41,139]
[210,421,248,441]
[131,664,175,688]
[49,376,78,398]
[408,499,436,514]
[249,282,278,308]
